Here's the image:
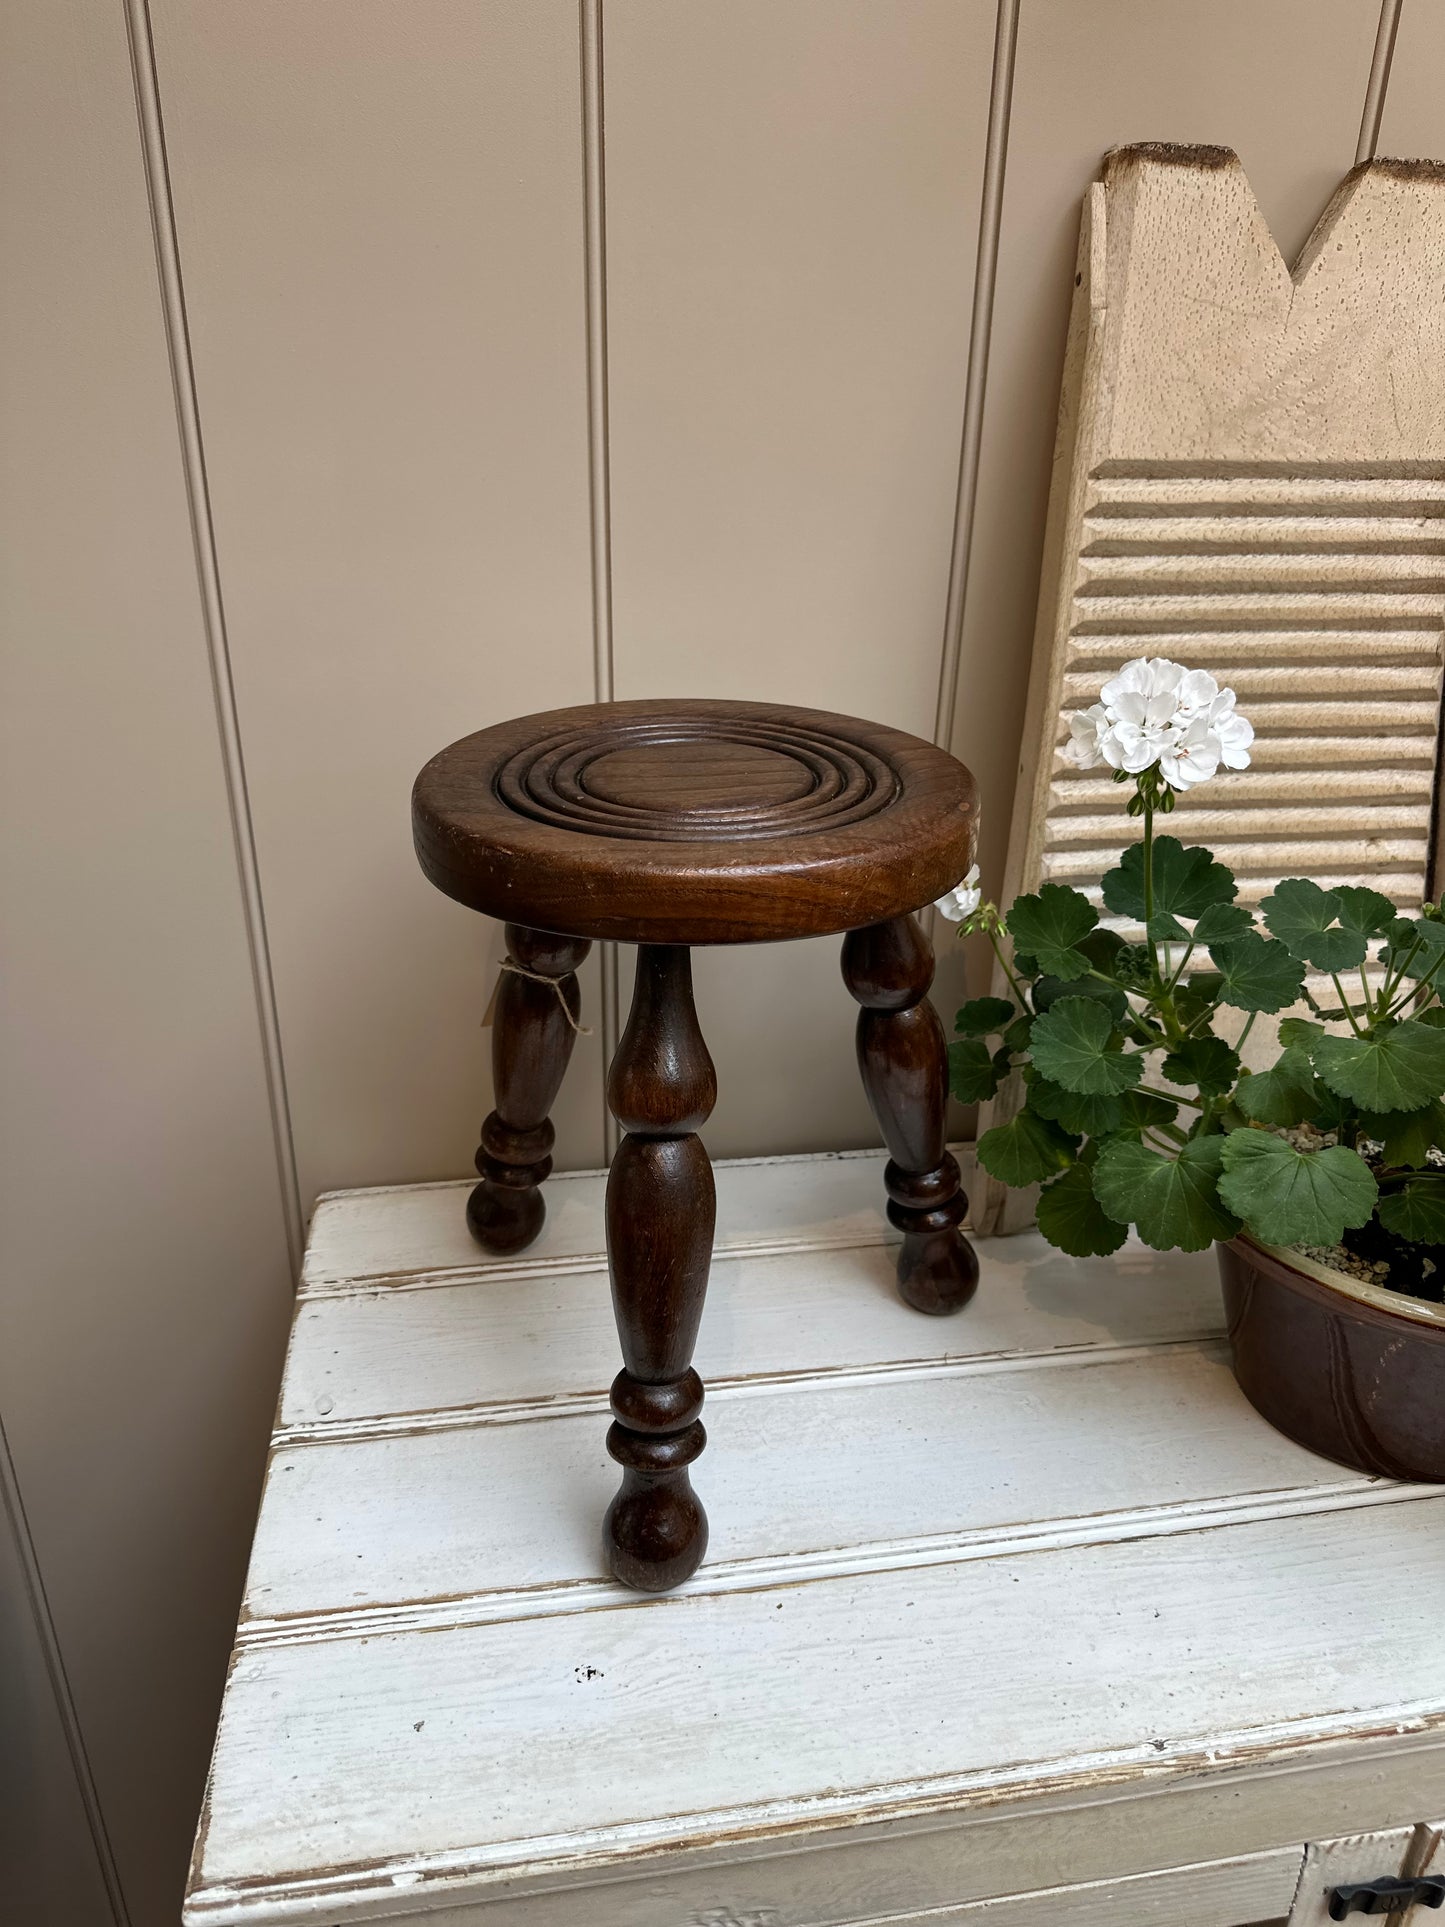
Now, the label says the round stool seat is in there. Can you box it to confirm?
[412,698,977,944]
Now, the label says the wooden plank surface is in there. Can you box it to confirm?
[190,1154,1445,1926]
[191,1502,1445,1916]
[248,1343,1426,1633]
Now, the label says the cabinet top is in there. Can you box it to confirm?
[186,1147,1445,1925]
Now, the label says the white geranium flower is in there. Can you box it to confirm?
[934,864,981,922]
[1064,702,1108,769]
[1173,667,1220,718]
[1099,657,1183,711]
[1062,656,1252,794]
[1158,714,1221,791]
[1207,688,1254,770]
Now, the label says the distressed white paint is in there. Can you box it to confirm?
[189,1152,1445,1927]
[1285,1818,1445,1924]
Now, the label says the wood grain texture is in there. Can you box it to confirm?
[975,146,1445,1233]
[413,699,977,944]
[603,946,717,1589]
[468,926,591,1256]
[843,917,977,1314]
[188,1154,1445,1927]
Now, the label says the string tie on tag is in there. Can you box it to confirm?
[495,958,593,1034]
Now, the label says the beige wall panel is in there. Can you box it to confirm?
[151,0,604,1204]
[605,0,994,1156]
[0,1,295,1920]
[1378,0,1445,160]
[0,1464,115,1927]
[947,0,1383,940]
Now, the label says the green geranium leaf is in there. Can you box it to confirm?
[1383,917,1445,979]
[1028,1078,1123,1136]
[1174,970,1225,1025]
[1077,927,1126,972]
[948,1038,1003,1105]
[1278,1016,1325,1050]
[1101,836,1236,922]
[1333,886,1396,936]
[1161,1034,1241,1099]
[1005,884,1099,978]
[1377,1177,1445,1243]
[1003,1013,1034,1053]
[1032,974,1127,1021]
[1209,933,1306,1013]
[1191,902,1253,943]
[1218,1130,1377,1246]
[1116,1088,1180,1134]
[1235,1047,1320,1127]
[955,996,1016,1037]
[1417,1006,1445,1030]
[1262,879,1368,971]
[1092,1136,1240,1251]
[1036,1163,1128,1257]
[1313,1018,1445,1113]
[976,1108,1078,1188]
[1148,913,1190,942]
[1030,996,1143,1096]
[1360,1099,1445,1168]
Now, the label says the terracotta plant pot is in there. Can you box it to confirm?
[1217,1235,1445,1482]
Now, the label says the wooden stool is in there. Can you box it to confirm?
[412,698,979,1592]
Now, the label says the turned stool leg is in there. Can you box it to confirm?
[842,915,979,1317]
[603,945,716,1592]
[468,922,591,1256]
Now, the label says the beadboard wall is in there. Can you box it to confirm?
[2,2,1439,1921]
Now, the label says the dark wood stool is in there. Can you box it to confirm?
[413,699,979,1592]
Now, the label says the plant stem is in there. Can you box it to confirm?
[1137,1083,1201,1111]
[1329,974,1364,1036]
[1141,783,1160,990]
[1236,1011,1257,1053]
[987,926,1030,1010]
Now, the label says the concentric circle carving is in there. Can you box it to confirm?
[495,714,902,842]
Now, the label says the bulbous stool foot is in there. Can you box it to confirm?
[844,917,980,1316]
[468,924,590,1256]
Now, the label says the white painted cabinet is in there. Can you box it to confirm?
[187,1150,1445,1927]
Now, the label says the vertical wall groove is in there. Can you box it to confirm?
[932,0,1020,751]
[0,1416,130,1926]
[121,0,305,1272]
[581,0,621,1155]
[1356,0,1402,163]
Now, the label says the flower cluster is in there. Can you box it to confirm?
[1065,657,1253,793]
[935,863,981,923]
[949,657,1445,1285]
